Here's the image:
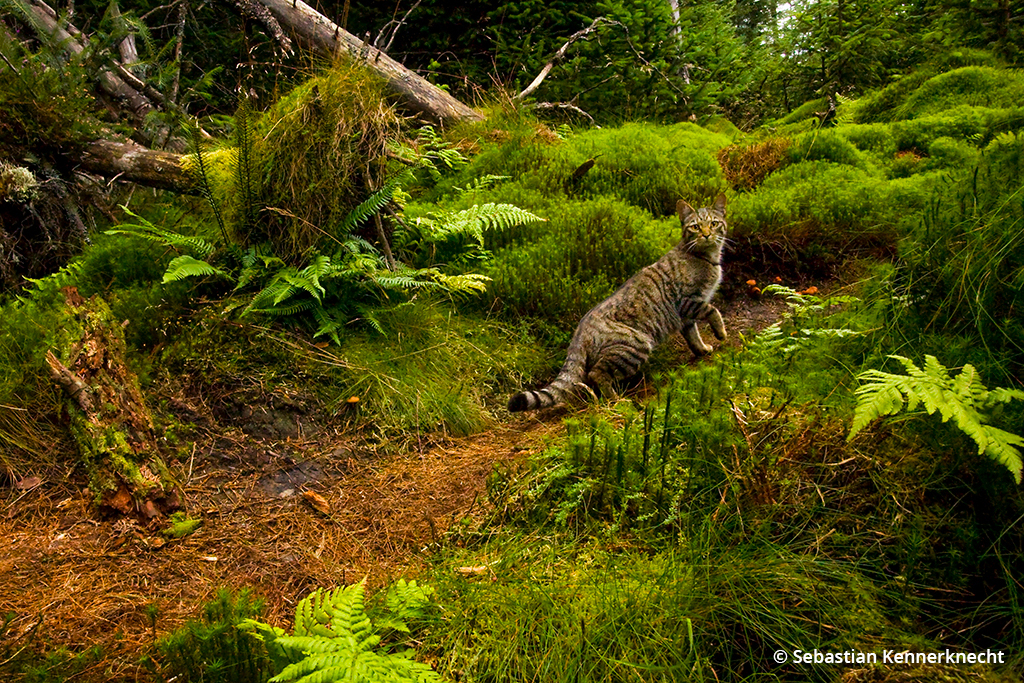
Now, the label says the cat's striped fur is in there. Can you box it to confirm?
[507,194,728,412]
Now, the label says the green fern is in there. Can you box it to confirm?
[186,120,229,242]
[106,207,215,258]
[413,203,545,248]
[341,171,412,234]
[849,355,1024,482]
[162,255,229,283]
[453,174,511,195]
[234,96,260,238]
[239,581,439,683]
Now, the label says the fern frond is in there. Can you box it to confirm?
[247,579,440,683]
[430,272,490,296]
[235,96,259,236]
[185,120,228,242]
[248,298,317,317]
[162,255,229,284]
[426,203,545,246]
[341,171,412,235]
[849,355,1024,482]
[454,174,511,194]
[107,207,216,257]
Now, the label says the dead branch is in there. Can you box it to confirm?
[515,16,609,101]
[372,0,422,54]
[223,0,293,55]
[531,101,598,126]
[20,0,157,122]
[45,350,93,413]
[515,16,691,105]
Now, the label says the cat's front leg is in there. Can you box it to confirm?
[704,304,727,341]
[682,323,712,356]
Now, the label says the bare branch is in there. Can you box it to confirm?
[20,0,158,121]
[532,101,598,126]
[515,16,691,105]
[372,0,422,54]
[516,17,609,101]
[223,0,293,55]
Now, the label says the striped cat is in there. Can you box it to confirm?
[508,194,728,412]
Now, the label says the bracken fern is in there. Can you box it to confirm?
[849,354,1024,482]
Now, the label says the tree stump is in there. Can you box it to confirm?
[46,287,181,518]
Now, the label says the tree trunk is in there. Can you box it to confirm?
[253,0,483,126]
[47,287,181,518]
[79,139,195,193]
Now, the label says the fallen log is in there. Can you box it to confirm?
[47,287,181,518]
[79,139,195,193]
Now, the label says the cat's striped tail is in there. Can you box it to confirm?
[507,348,586,412]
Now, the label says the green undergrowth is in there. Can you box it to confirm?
[150,588,270,683]
[157,301,546,442]
[421,292,1024,682]
[421,536,918,683]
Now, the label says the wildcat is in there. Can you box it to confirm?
[507,193,728,412]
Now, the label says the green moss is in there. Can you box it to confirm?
[840,123,897,157]
[772,97,828,126]
[163,511,203,538]
[790,129,871,167]
[485,197,675,326]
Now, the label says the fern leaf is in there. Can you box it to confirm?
[252,299,317,317]
[385,579,434,624]
[850,377,905,437]
[429,203,545,246]
[162,255,229,283]
[980,427,1024,482]
[107,208,216,258]
[341,172,412,234]
[849,355,1024,482]
[185,120,228,242]
[234,96,259,236]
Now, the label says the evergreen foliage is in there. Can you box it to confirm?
[154,588,271,683]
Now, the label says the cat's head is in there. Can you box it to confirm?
[677,193,727,249]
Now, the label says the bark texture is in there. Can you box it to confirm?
[48,287,181,518]
[79,139,195,193]
[255,0,483,126]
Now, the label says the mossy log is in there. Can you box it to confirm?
[46,287,181,518]
[79,139,195,193]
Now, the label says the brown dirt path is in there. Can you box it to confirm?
[0,420,561,681]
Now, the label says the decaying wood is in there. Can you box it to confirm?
[21,0,157,122]
[79,139,195,193]
[45,350,93,413]
[48,287,181,518]
[253,0,483,126]
[224,0,293,55]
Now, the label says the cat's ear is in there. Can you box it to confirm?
[713,193,727,215]
[676,199,696,224]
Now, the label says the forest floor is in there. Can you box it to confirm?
[0,281,818,681]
